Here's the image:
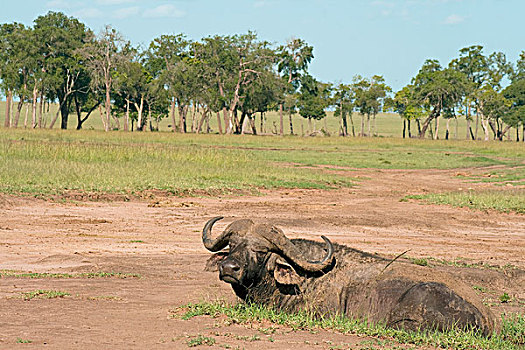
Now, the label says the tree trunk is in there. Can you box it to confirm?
[216,111,223,134]
[13,98,24,128]
[402,119,406,138]
[170,97,177,132]
[23,104,29,128]
[124,98,130,132]
[474,113,479,140]
[239,111,247,134]
[342,112,348,136]
[135,97,144,131]
[38,91,44,128]
[31,85,38,128]
[249,115,257,135]
[222,107,229,134]
[232,109,240,134]
[196,108,208,134]
[98,104,106,131]
[4,90,12,127]
[349,112,355,137]
[434,116,440,140]
[408,119,412,138]
[372,114,377,137]
[191,102,198,133]
[178,104,188,133]
[260,111,264,133]
[60,98,71,130]
[279,103,284,136]
[75,96,100,130]
[360,113,364,137]
[288,111,294,135]
[445,118,450,140]
[104,81,111,132]
[418,106,440,139]
[367,114,371,137]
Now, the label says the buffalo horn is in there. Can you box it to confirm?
[264,227,334,272]
[202,216,231,252]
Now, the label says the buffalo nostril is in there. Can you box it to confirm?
[221,260,240,272]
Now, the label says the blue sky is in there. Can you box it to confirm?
[1,0,523,90]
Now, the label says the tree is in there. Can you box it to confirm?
[393,85,424,138]
[503,79,525,141]
[413,60,469,139]
[78,25,129,131]
[277,38,314,135]
[297,75,331,134]
[333,83,354,136]
[33,11,91,129]
[0,23,37,129]
[352,75,391,137]
[146,34,190,132]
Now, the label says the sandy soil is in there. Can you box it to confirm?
[0,167,524,349]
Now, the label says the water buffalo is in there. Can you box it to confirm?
[203,217,497,335]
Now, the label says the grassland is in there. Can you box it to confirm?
[0,128,523,200]
[177,301,525,350]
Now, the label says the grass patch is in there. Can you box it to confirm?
[175,301,524,349]
[406,257,519,271]
[0,270,140,279]
[21,289,70,300]
[186,335,216,347]
[405,188,525,214]
[0,129,523,197]
[462,166,525,186]
[16,338,32,344]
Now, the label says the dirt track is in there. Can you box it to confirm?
[0,167,524,349]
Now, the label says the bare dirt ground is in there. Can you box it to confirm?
[0,167,524,349]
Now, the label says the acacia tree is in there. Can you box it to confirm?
[352,75,391,137]
[277,38,314,135]
[0,23,27,128]
[146,34,191,132]
[297,74,331,134]
[32,12,91,130]
[78,25,129,131]
[393,85,425,138]
[333,83,354,136]
[412,60,469,139]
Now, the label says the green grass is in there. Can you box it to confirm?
[407,257,519,271]
[462,166,525,187]
[175,301,525,350]
[0,128,523,197]
[0,270,140,279]
[21,289,70,300]
[16,338,32,344]
[186,335,216,347]
[405,189,525,214]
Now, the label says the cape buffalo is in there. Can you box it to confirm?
[203,217,497,335]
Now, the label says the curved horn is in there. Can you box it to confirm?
[202,216,231,252]
[262,227,334,272]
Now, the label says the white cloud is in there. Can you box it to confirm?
[113,6,140,19]
[96,0,136,5]
[444,14,465,24]
[143,4,185,18]
[46,0,74,8]
[254,0,266,8]
[73,8,105,18]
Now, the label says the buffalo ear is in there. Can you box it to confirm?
[205,252,229,272]
[273,257,304,286]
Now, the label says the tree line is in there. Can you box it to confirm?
[1,12,524,141]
